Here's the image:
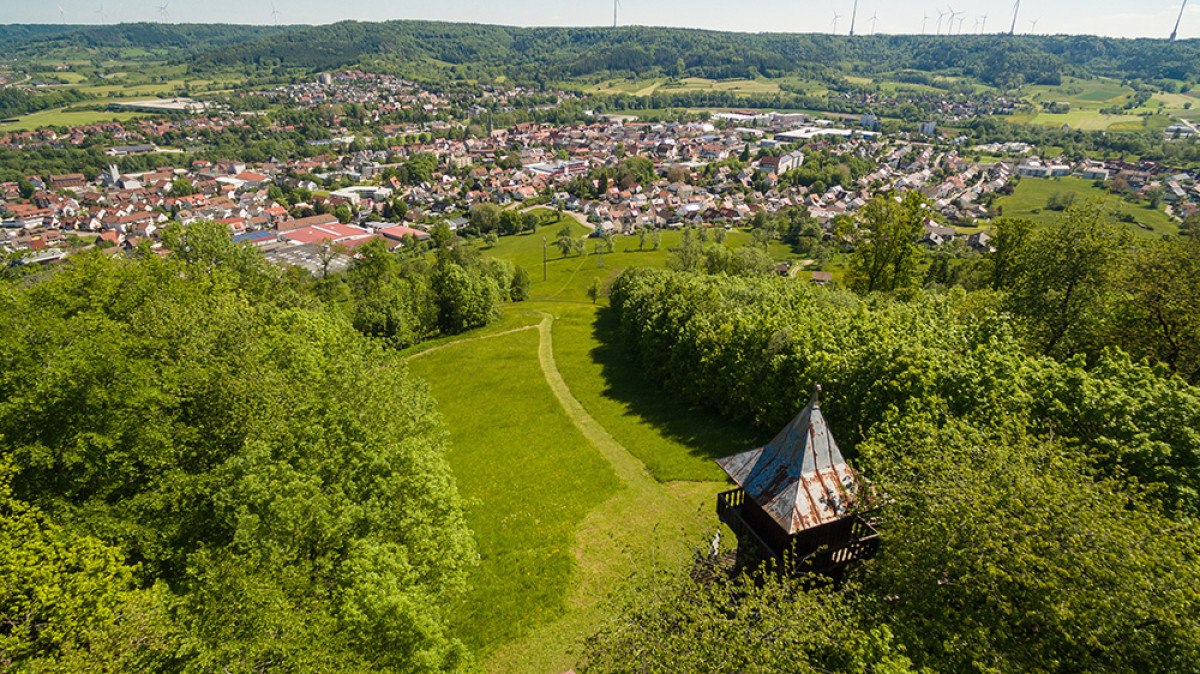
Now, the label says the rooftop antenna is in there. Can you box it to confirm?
[832,9,843,35]
[849,0,860,36]
[935,8,948,35]
[157,3,170,22]
[922,11,930,34]
[1171,0,1188,41]
[613,0,621,28]
[870,10,880,34]
[1010,0,1021,36]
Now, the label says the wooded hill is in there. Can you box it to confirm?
[1,23,283,55]
[7,21,1200,88]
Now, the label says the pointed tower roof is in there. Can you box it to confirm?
[716,386,863,536]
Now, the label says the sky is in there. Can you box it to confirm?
[7,0,1198,40]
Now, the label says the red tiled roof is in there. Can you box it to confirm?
[281,223,373,245]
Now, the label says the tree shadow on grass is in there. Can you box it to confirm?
[590,307,772,465]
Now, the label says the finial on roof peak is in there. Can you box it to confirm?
[810,384,822,408]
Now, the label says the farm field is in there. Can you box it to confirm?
[992,176,1177,236]
[582,75,831,98]
[2,71,245,132]
[0,106,144,131]
[585,76,784,96]
[1007,109,1172,132]
[1012,76,1196,130]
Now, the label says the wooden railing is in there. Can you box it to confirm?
[716,488,880,577]
[716,487,745,514]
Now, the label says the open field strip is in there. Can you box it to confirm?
[407,304,734,672]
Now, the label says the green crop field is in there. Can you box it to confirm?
[1007,109,1146,131]
[1013,76,1196,131]
[584,76,797,97]
[1024,77,1131,106]
[992,176,1178,236]
[0,106,145,132]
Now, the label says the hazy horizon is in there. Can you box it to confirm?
[4,1,1196,41]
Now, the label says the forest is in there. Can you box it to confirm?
[0,221,530,672]
[7,21,1200,88]
[596,204,1200,670]
[184,23,1200,86]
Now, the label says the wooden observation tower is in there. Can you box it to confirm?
[715,386,878,577]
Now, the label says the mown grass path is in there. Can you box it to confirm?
[481,312,720,673]
[535,312,657,490]
[409,306,724,672]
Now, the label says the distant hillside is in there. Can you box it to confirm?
[8,23,285,57]
[0,25,84,47]
[183,21,1200,87]
[8,21,1200,89]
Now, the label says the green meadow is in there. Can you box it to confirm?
[0,106,145,132]
[993,176,1177,236]
[1011,76,1194,131]
[403,215,795,671]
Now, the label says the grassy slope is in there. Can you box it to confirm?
[993,176,1177,236]
[1012,77,1190,131]
[403,219,792,670]
[406,324,621,657]
[550,303,768,483]
[483,211,798,303]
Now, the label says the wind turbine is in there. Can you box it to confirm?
[979,13,988,33]
[922,11,930,34]
[270,2,281,26]
[935,8,948,35]
[870,11,880,35]
[849,0,860,36]
[1029,17,1041,34]
[95,2,108,24]
[57,4,66,22]
[158,3,170,22]
[955,9,968,34]
[1170,0,1189,41]
[946,6,959,35]
[832,9,843,35]
[613,0,621,28]
[1010,0,1021,36]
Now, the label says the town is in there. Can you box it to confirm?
[4,73,1198,275]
